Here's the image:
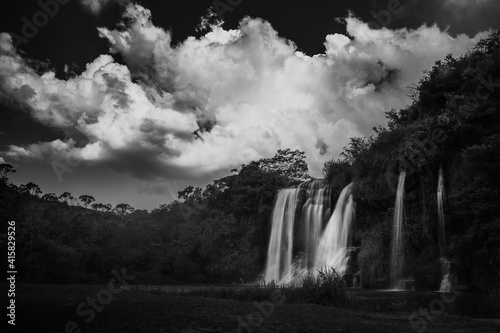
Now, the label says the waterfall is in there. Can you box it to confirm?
[299,180,331,271]
[437,167,451,292]
[391,171,406,290]
[264,181,354,283]
[315,183,354,274]
[264,189,299,282]
[437,167,446,259]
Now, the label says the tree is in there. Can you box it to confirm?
[177,186,196,201]
[91,202,111,212]
[323,158,352,188]
[79,195,95,208]
[199,211,259,279]
[20,182,42,197]
[59,192,72,204]
[93,203,112,212]
[340,137,372,165]
[114,203,135,215]
[0,163,16,182]
[68,195,77,205]
[41,193,58,202]
[473,30,500,54]
[258,149,311,182]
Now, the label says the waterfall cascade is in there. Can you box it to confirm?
[264,181,355,284]
[315,183,354,273]
[300,180,332,272]
[264,189,299,283]
[391,171,406,290]
[437,167,451,292]
[265,168,462,289]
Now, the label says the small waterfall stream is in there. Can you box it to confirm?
[391,171,406,290]
[437,167,451,292]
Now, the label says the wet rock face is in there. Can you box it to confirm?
[346,247,360,269]
[344,273,361,288]
[411,260,465,291]
[375,279,390,289]
[414,261,442,290]
[399,279,416,291]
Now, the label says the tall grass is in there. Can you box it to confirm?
[128,266,352,308]
[298,266,350,307]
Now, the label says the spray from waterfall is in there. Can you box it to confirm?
[391,171,406,290]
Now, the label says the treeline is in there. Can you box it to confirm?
[0,165,135,215]
[0,149,308,284]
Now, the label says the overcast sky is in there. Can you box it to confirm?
[0,0,499,210]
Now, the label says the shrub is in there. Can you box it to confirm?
[298,266,350,307]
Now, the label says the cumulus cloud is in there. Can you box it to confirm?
[0,4,488,180]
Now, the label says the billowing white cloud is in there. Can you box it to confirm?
[0,4,488,180]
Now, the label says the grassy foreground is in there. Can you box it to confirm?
[7,283,500,332]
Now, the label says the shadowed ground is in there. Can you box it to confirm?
[9,283,500,332]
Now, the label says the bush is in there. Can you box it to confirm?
[299,267,350,307]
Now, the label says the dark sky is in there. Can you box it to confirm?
[0,0,499,210]
[2,0,498,73]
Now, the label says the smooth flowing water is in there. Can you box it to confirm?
[391,171,406,289]
[264,189,299,282]
[315,183,354,273]
[264,181,354,283]
[299,180,332,271]
[437,167,446,260]
[437,167,451,292]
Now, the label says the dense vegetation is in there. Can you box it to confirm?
[1,32,499,297]
[323,32,500,295]
[0,149,305,284]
